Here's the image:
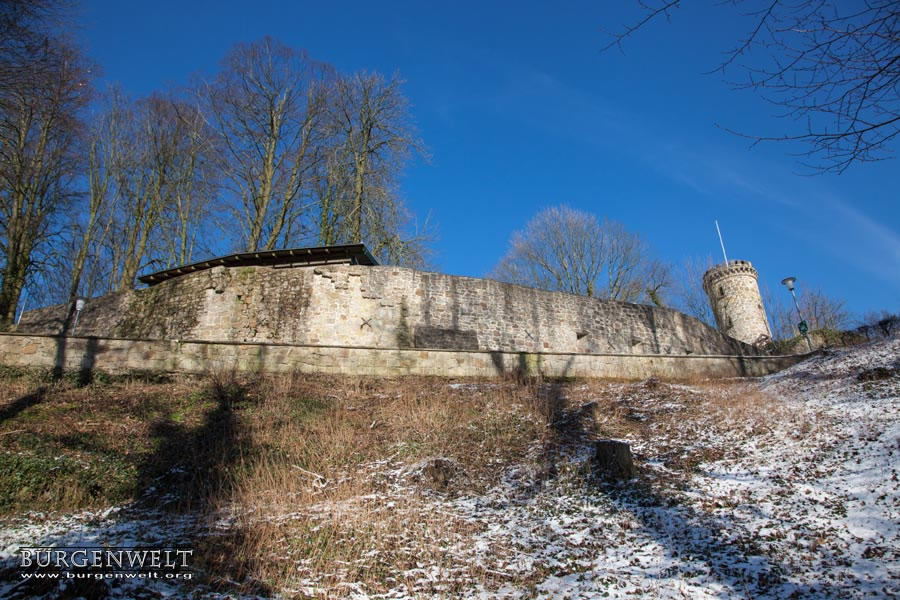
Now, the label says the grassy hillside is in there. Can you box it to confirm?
[0,369,556,595]
[0,339,897,598]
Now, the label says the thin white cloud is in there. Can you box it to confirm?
[825,198,900,286]
[432,54,900,293]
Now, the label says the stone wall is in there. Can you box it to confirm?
[0,333,809,379]
[18,264,756,357]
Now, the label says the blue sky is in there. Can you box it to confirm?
[76,0,900,318]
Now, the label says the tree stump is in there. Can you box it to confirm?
[592,440,635,481]
[405,457,461,492]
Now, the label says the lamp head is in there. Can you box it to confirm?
[74,297,86,312]
[780,277,796,291]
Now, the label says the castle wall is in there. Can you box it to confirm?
[17,264,755,357]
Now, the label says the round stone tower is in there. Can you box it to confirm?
[702,260,771,345]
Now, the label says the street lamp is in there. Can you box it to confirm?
[781,277,813,352]
[71,297,86,333]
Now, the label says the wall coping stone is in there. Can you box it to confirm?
[0,331,815,363]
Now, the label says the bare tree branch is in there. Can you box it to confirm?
[199,37,332,252]
[606,1,900,173]
[600,0,682,53]
[319,71,432,267]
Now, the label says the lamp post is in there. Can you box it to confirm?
[781,277,813,352]
[71,297,86,333]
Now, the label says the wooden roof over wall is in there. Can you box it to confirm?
[138,244,378,286]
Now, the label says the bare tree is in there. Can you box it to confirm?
[804,288,850,331]
[672,255,716,325]
[66,96,121,301]
[108,94,178,290]
[491,205,670,304]
[314,145,350,247]
[604,220,671,305]
[322,71,431,266]
[875,312,899,338]
[66,90,217,293]
[200,37,332,252]
[605,1,900,173]
[769,285,849,337]
[0,37,91,324]
[159,99,217,268]
[61,86,217,298]
[879,315,899,337]
[493,206,605,297]
[857,310,900,339]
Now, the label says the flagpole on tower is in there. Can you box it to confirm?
[715,220,729,265]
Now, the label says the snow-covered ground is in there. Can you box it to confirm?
[1,338,898,598]
[440,339,899,599]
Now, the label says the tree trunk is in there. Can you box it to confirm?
[352,155,365,243]
[0,239,30,326]
[0,267,25,326]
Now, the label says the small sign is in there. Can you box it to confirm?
[798,320,809,334]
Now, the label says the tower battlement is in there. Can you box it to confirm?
[702,260,758,286]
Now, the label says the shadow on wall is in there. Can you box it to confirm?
[489,351,576,382]
[51,299,100,386]
[736,354,750,377]
[413,277,480,350]
[52,337,99,386]
[50,301,76,381]
[398,297,412,348]
[489,351,535,381]
[249,344,268,374]
[644,306,662,354]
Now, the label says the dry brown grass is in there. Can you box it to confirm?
[205,373,553,595]
[226,372,548,494]
[207,374,806,596]
[0,368,811,597]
